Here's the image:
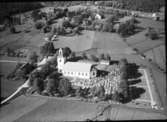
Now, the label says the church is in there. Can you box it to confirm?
[57,48,97,79]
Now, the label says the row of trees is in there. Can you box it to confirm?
[0,2,44,24]
[118,58,129,102]
[97,0,165,12]
[117,18,137,37]
[81,53,111,62]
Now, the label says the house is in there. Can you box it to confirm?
[95,13,102,20]
[57,48,97,79]
[99,60,110,65]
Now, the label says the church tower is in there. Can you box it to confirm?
[57,48,66,72]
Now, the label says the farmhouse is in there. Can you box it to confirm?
[57,48,97,79]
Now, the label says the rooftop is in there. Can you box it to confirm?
[62,62,96,73]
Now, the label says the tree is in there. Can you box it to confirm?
[118,79,129,101]
[70,52,76,59]
[43,25,52,33]
[96,85,105,99]
[33,77,44,95]
[63,47,72,58]
[90,54,99,62]
[47,55,57,68]
[106,15,117,24]
[31,9,42,22]
[43,72,59,96]
[119,58,128,80]
[35,20,45,30]
[102,22,113,32]
[100,53,105,60]
[112,91,120,102]
[10,26,16,33]
[118,21,136,37]
[119,58,128,66]
[27,51,38,64]
[62,19,71,28]
[72,26,83,35]
[40,41,55,57]
[39,63,54,80]
[58,78,72,96]
[15,63,36,80]
[82,52,87,59]
[106,54,111,61]
[75,87,84,97]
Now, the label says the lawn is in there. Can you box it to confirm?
[92,32,131,54]
[53,30,95,52]
[3,96,98,122]
[0,62,24,99]
[125,17,165,72]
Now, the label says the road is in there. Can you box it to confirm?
[0,60,26,63]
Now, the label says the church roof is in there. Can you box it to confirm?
[62,62,95,73]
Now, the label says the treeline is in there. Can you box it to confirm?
[0,2,44,23]
[97,0,165,12]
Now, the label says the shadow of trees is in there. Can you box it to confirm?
[121,26,145,38]
[109,60,119,65]
[68,56,83,62]
[127,63,142,79]
[121,86,145,103]
[97,70,109,77]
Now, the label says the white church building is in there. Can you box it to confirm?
[57,48,97,79]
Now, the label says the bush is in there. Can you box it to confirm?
[31,9,42,22]
[27,51,38,64]
[102,22,113,32]
[6,62,23,79]
[106,15,118,24]
[58,78,72,96]
[15,63,36,80]
[145,28,159,40]
[75,87,84,97]
[35,20,45,30]
[117,21,136,37]
[43,25,52,33]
